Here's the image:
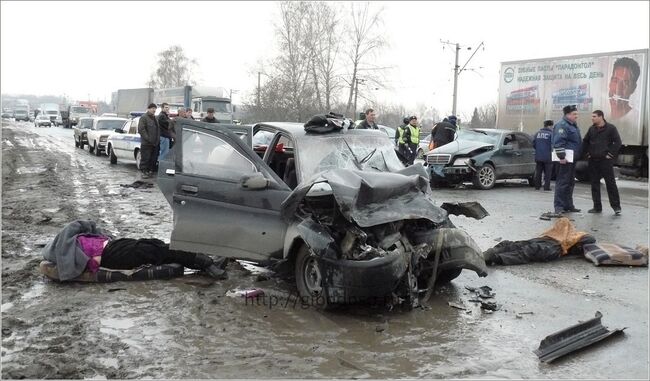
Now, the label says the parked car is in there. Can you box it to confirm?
[106,117,141,167]
[157,120,488,309]
[73,117,95,149]
[34,113,52,127]
[378,125,397,147]
[425,128,536,189]
[85,117,128,156]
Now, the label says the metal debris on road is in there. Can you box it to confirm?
[448,301,467,310]
[534,311,625,363]
[465,285,495,298]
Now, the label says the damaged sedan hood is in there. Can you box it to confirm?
[432,140,494,155]
[282,165,447,227]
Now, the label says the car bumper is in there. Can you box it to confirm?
[318,250,409,304]
[37,121,52,126]
[429,164,474,183]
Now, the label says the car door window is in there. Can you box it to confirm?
[182,129,257,180]
[514,134,533,149]
[129,120,137,135]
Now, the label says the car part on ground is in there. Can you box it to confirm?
[534,311,625,363]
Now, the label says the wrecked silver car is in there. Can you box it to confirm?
[158,120,488,308]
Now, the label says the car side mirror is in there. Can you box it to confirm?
[240,173,269,190]
[114,128,124,133]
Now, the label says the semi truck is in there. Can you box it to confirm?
[497,49,649,178]
[153,86,234,123]
[13,99,30,122]
[112,88,154,118]
[39,103,61,125]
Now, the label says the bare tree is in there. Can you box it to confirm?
[308,2,342,111]
[478,103,497,128]
[148,45,197,88]
[344,2,386,116]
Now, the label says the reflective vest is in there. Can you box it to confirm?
[397,126,406,144]
[408,125,420,144]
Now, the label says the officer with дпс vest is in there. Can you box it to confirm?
[403,115,420,165]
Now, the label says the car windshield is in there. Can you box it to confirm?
[72,107,90,113]
[96,120,126,130]
[202,100,231,113]
[79,119,93,128]
[457,129,500,145]
[299,133,404,180]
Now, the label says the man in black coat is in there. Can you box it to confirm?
[356,108,378,129]
[137,103,160,178]
[582,110,622,215]
[431,115,457,148]
[157,103,173,162]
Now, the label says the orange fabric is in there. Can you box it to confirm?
[540,217,589,255]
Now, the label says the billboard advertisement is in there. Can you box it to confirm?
[497,50,648,145]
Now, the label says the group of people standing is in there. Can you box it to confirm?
[533,105,623,215]
[137,103,220,178]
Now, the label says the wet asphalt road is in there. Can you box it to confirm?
[1,119,649,379]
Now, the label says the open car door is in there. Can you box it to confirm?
[158,120,291,262]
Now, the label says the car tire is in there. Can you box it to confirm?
[75,137,79,148]
[436,268,463,285]
[527,176,535,187]
[472,163,496,190]
[135,149,141,170]
[94,142,102,156]
[109,145,117,164]
[88,142,94,154]
[79,139,85,150]
[295,244,331,310]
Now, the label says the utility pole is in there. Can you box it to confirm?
[353,77,366,119]
[441,40,484,116]
[257,72,261,107]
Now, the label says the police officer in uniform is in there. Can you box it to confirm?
[533,120,554,190]
[553,105,582,214]
[404,116,420,165]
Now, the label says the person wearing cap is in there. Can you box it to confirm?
[137,103,161,178]
[552,105,582,214]
[582,110,622,215]
[395,117,410,162]
[201,108,219,123]
[403,116,420,165]
[533,120,555,191]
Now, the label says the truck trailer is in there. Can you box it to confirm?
[112,88,154,118]
[497,49,648,177]
[153,86,234,123]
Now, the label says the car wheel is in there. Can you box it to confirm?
[527,176,535,187]
[109,145,117,164]
[88,142,94,153]
[94,142,102,156]
[295,245,331,310]
[79,139,84,150]
[436,268,463,285]
[472,163,496,190]
[135,149,141,170]
[74,137,79,148]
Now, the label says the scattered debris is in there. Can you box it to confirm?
[226,288,264,298]
[540,212,563,220]
[582,289,596,295]
[2,328,11,336]
[448,301,467,310]
[516,311,534,318]
[120,181,154,189]
[255,274,271,282]
[534,311,626,363]
[440,202,489,220]
[480,301,499,311]
[465,285,495,299]
[108,288,126,293]
[139,210,155,216]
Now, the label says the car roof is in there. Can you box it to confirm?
[94,117,128,122]
[252,122,387,140]
[473,128,529,135]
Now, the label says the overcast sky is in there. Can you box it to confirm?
[2,1,648,119]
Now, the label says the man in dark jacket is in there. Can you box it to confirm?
[357,108,379,129]
[157,103,173,162]
[582,110,622,215]
[553,105,582,214]
[137,103,160,178]
[533,120,554,191]
[432,116,457,148]
[201,108,219,123]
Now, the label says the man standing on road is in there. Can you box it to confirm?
[533,120,554,191]
[185,107,195,120]
[201,108,219,123]
[137,103,160,179]
[553,105,582,214]
[157,103,173,162]
[357,108,379,129]
[582,110,622,215]
[431,116,457,149]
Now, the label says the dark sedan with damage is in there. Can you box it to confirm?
[426,128,537,189]
[158,120,488,309]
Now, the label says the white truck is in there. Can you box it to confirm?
[13,99,30,122]
[40,103,62,126]
[497,49,649,178]
[153,86,234,123]
[112,88,154,118]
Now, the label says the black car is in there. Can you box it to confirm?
[157,120,488,309]
[426,128,536,189]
